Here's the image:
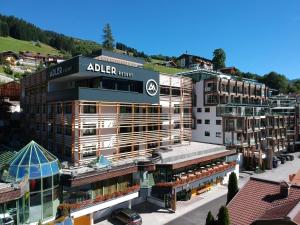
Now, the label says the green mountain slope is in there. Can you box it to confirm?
[0,36,63,56]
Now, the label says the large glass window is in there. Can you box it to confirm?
[43,190,53,219]
[30,192,41,207]
[30,179,41,192]
[102,77,115,90]
[43,177,52,190]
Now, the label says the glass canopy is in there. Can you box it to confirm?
[6,140,61,181]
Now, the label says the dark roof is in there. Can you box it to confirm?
[228,177,300,225]
[61,163,138,187]
[92,49,145,65]
[259,199,299,220]
[177,53,212,62]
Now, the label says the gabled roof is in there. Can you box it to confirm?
[228,177,300,225]
[177,53,212,62]
[291,170,300,186]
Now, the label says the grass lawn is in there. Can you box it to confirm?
[0,36,63,56]
[144,63,190,75]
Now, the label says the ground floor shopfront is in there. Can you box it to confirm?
[151,158,238,211]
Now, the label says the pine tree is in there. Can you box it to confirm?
[212,48,226,70]
[102,23,114,50]
[205,211,216,225]
[217,206,230,225]
[227,172,239,204]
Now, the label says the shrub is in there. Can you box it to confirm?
[3,66,13,75]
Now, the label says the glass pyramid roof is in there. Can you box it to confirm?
[6,140,61,181]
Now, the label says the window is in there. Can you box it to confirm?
[216,120,222,125]
[197,108,202,113]
[174,104,180,114]
[101,77,115,90]
[205,108,210,112]
[83,104,96,113]
[64,103,72,114]
[205,120,210,124]
[197,119,202,124]
[82,145,97,158]
[160,86,170,95]
[56,125,62,134]
[65,125,72,136]
[83,151,96,158]
[56,104,62,114]
[82,124,97,136]
[205,131,210,136]
[216,132,221,138]
[172,88,181,96]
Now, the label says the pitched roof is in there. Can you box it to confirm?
[291,170,300,186]
[177,53,212,62]
[259,199,300,220]
[228,177,300,225]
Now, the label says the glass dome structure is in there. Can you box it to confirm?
[1,140,61,223]
[7,140,60,181]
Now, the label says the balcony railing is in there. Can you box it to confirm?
[154,162,236,188]
[59,185,140,212]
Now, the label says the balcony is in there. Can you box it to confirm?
[154,162,236,189]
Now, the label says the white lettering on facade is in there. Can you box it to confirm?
[86,63,131,77]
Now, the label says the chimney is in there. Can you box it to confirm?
[280,181,290,198]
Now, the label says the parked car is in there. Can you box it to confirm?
[277,156,286,164]
[111,208,142,225]
[279,154,290,161]
[272,160,278,168]
[1,217,14,225]
[286,154,294,161]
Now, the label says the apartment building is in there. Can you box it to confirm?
[180,69,292,169]
[269,95,298,152]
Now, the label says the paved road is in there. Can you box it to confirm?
[165,194,227,225]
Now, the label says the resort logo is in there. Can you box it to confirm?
[86,63,133,78]
[49,66,73,78]
[146,79,158,96]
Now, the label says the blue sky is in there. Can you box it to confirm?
[1,0,300,79]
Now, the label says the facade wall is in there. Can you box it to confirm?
[192,80,223,144]
[21,64,192,164]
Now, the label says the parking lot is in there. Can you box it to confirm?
[253,152,300,182]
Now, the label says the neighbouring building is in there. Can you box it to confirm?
[269,95,299,152]
[19,50,239,224]
[177,53,213,70]
[228,177,300,225]
[180,69,295,170]
[219,67,238,75]
[0,81,21,144]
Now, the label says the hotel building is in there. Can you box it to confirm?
[180,69,294,169]
[11,51,238,224]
